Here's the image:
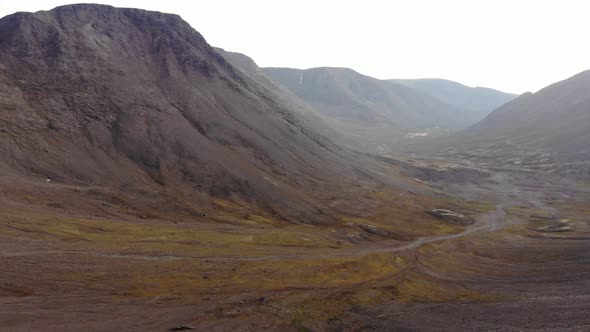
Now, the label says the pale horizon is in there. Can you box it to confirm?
[2,0,590,94]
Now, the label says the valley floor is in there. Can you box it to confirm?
[1,155,589,331]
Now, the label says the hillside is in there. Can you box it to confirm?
[391,78,516,124]
[0,4,418,225]
[451,70,590,159]
[408,70,590,181]
[215,48,372,150]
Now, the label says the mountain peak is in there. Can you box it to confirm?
[0,3,376,224]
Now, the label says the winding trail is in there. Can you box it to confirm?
[372,202,507,254]
[0,204,508,262]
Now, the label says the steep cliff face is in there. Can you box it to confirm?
[0,4,405,223]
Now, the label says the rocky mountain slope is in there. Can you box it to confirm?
[0,4,420,224]
[447,70,590,160]
[216,49,373,150]
[391,78,516,125]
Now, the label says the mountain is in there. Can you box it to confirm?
[0,4,416,224]
[262,67,515,153]
[263,67,469,129]
[457,70,590,159]
[262,67,473,152]
[215,49,364,149]
[391,78,517,124]
[422,70,590,179]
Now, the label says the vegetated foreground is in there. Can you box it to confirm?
[2,152,590,332]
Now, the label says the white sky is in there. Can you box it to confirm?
[2,0,590,93]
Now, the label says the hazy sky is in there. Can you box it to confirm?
[2,0,590,93]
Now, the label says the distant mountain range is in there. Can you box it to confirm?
[261,67,516,152]
[264,67,469,129]
[391,78,517,125]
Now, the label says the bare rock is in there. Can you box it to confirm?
[359,224,389,236]
[427,209,465,223]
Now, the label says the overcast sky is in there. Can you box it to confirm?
[2,0,589,93]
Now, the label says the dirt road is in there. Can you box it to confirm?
[377,202,507,253]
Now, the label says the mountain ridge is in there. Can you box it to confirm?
[263,66,468,129]
[390,78,517,123]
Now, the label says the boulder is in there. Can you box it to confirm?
[427,209,465,223]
